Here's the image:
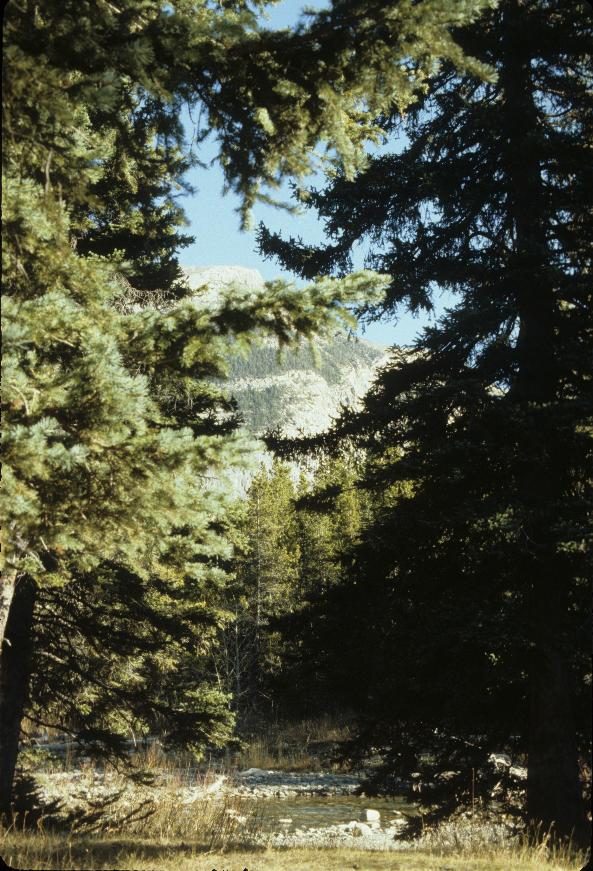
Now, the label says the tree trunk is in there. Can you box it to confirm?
[0,570,17,656]
[502,0,587,843]
[527,622,586,845]
[0,575,36,816]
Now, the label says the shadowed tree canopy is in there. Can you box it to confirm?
[259,0,592,845]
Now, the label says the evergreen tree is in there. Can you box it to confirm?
[260,0,592,843]
[270,454,372,718]
[294,456,365,599]
[27,561,233,759]
[220,462,299,722]
[220,454,369,724]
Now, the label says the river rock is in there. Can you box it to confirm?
[239,767,273,776]
[361,808,381,822]
[489,752,512,770]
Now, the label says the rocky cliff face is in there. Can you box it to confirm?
[183,265,389,439]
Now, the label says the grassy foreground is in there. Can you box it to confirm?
[0,833,588,871]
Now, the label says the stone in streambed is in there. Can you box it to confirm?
[489,752,512,770]
[239,767,274,776]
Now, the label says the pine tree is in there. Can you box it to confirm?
[269,453,373,719]
[224,454,371,723]
[294,456,365,599]
[259,0,592,843]
[27,561,234,759]
[220,462,299,722]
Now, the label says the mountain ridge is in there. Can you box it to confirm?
[182,265,390,439]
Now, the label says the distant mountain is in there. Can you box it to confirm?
[225,335,386,437]
[183,265,389,439]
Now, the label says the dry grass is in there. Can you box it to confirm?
[233,736,323,772]
[234,715,355,772]
[20,715,356,778]
[0,831,588,871]
[13,766,261,851]
[80,789,261,847]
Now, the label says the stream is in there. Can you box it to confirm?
[257,793,417,832]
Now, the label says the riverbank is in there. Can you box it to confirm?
[22,766,422,849]
[8,763,528,851]
[32,765,366,809]
[4,764,589,870]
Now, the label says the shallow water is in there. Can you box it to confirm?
[257,794,417,831]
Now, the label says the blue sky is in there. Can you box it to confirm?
[179,0,446,347]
